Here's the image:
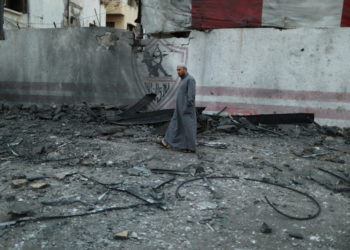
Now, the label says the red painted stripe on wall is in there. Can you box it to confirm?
[196,101,350,121]
[197,86,350,103]
[0,94,136,105]
[192,0,263,29]
[341,0,350,27]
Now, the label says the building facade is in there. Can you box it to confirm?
[3,0,106,29]
[105,0,138,30]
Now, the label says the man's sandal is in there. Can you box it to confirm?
[156,140,170,149]
[181,149,195,153]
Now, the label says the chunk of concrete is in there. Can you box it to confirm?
[30,183,50,189]
[11,179,28,188]
[114,230,129,240]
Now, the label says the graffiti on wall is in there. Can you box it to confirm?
[137,40,188,109]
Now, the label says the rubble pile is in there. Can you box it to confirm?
[0,102,349,249]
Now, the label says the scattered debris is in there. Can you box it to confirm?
[99,126,125,135]
[260,222,272,234]
[11,179,28,188]
[30,183,50,189]
[0,204,143,228]
[114,230,130,240]
[153,177,176,190]
[288,232,304,239]
[55,172,77,180]
[197,201,217,210]
[127,166,152,176]
[198,141,229,149]
[150,168,190,176]
[231,113,314,125]
[8,201,35,218]
[41,199,90,207]
[112,107,206,125]
[0,103,349,249]
[120,93,156,117]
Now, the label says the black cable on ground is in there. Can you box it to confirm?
[317,168,350,184]
[175,176,321,221]
[244,178,321,220]
[0,203,144,228]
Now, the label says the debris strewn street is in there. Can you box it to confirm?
[0,104,349,249]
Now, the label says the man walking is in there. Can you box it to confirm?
[158,65,197,153]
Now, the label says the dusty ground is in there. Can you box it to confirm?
[0,106,350,250]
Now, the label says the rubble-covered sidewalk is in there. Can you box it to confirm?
[0,104,349,250]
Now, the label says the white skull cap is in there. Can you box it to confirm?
[177,64,187,69]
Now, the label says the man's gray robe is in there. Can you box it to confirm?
[164,73,196,151]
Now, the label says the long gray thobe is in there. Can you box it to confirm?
[164,73,196,151]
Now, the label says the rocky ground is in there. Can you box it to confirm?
[0,104,349,250]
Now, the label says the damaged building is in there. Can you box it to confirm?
[2,0,107,29]
[0,1,350,249]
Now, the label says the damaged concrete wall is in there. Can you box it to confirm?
[1,26,349,127]
[135,28,350,127]
[0,28,144,105]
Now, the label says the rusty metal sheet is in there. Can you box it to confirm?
[342,0,350,27]
[192,0,263,29]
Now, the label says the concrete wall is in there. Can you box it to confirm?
[0,28,143,105]
[136,28,350,127]
[1,27,349,127]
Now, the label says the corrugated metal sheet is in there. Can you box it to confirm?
[192,0,263,29]
[342,0,350,27]
[141,0,350,33]
[262,0,344,28]
[141,0,191,34]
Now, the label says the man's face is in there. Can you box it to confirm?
[177,67,187,77]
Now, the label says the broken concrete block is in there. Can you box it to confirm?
[288,232,304,239]
[123,129,136,137]
[11,179,28,188]
[8,201,35,218]
[80,159,94,166]
[238,127,248,134]
[105,160,114,167]
[197,201,217,210]
[260,222,272,234]
[29,105,38,114]
[53,113,63,121]
[200,141,228,149]
[99,126,125,135]
[127,166,151,176]
[55,173,68,180]
[30,183,50,189]
[37,114,53,120]
[5,195,16,202]
[32,146,45,155]
[111,132,125,138]
[129,232,140,239]
[4,115,17,120]
[216,125,238,133]
[325,136,335,142]
[114,230,129,240]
